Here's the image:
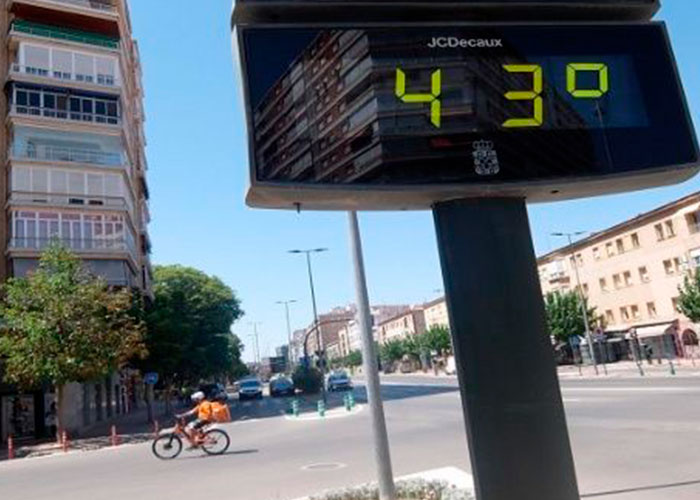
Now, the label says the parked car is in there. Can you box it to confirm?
[199,383,228,402]
[269,375,295,397]
[238,378,263,400]
[327,371,353,392]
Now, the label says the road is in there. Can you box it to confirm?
[2,375,700,500]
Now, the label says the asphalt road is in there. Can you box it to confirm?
[2,375,700,500]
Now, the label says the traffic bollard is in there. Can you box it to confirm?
[7,435,14,460]
[291,399,300,417]
[110,425,119,446]
[349,392,355,408]
[317,400,326,417]
[61,431,69,453]
[344,394,351,412]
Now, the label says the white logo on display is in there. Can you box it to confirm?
[472,140,500,176]
[427,37,503,49]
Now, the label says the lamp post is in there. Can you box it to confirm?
[248,322,262,365]
[551,231,599,375]
[288,249,327,365]
[276,299,297,371]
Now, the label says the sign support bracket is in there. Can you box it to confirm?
[433,197,580,500]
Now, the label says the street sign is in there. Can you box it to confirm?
[235,23,699,209]
[144,372,159,385]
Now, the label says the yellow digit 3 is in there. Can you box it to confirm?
[502,64,543,128]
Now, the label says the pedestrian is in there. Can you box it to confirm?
[45,402,57,439]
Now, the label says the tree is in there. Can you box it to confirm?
[678,271,700,322]
[421,326,452,355]
[544,291,599,343]
[142,265,244,394]
[345,350,363,368]
[379,339,405,368]
[0,244,146,439]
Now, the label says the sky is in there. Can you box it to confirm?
[128,1,700,363]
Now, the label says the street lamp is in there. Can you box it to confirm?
[551,231,599,375]
[288,248,328,362]
[248,321,262,365]
[276,299,297,371]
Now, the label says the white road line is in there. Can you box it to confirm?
[561,387,700,392]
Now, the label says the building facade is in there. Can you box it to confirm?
[0,0,151,443]
[378,307,427,344]
[337,304,411,357]
[423,297,450,330]
[538,192,700,357]
[304,306,356,359]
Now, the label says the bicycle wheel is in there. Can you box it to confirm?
[201,429,230,455]
[152,433,183,460]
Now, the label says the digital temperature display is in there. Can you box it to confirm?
[237,23,699,209]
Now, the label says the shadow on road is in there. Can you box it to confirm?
[180,449,259,460]
[581,478,700,497]
[228,383,458,423]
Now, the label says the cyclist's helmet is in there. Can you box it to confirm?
[191,391,205,402]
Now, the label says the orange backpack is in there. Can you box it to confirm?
[211,401,232,423]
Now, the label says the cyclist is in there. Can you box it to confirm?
[176,391,213,447]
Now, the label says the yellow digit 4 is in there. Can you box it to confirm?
[395,68,442,128]
[502,64,543,128]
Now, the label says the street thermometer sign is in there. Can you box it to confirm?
[235,22,698,209]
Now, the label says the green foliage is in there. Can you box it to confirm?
[422,325,452,355]
[544,291,598,343]
[292,366,323,394]
[142,265,244,385]
[0,243,146,389]
[380,339,405,365]
[345,350,363,367]
[678,271,700,322]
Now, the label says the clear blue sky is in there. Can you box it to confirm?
[129,1,699,362]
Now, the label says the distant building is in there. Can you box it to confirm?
[378,307,427,344]
[538,191,700,359]
[338,304,411,357]
[304,305,355,357]
[275,345,289,359]
[423,297,450,330]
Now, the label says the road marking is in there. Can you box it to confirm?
[562,387,700,393]
[301,462,347,472]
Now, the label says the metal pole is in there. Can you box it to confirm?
[565,234,599,376]
[348,211,396,500]
[305,252,327,401]
[434,198,579,500]
[284,302,294,370]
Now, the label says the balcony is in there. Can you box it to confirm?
[10,103,121,127]
[12,143,124,168]
[9,0,116,13]
[8,190,132,214]
[10,63,120,90]
[8,237,135,260]
[10,20,119,50]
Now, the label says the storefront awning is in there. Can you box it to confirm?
[630,323,675,339]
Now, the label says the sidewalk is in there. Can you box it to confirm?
[0,400,177,461]
[558,359,700,379]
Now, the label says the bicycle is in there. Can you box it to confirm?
[152,417,230,460]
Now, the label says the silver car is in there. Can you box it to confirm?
[238,378,263,400]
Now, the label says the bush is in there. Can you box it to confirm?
[292,366,324,394]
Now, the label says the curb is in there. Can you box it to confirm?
[284,404,365,422]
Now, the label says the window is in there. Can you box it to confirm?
[638,266,650,282]
[687,212,700,234]
[631,305,640,320]
[593,247,600,260]
[647,302,657,318]
[672,297,680,313]
[620,306,630,322]
[582,283,589,296]
[631,233,640,248]
[690,248,700,268]
[655,223,665,241]
[599,278,608,292]
[613,273,622,289]
[606,242,615,257]
[665,220,676,238]
[616,239,625,254]
[623,271,633,287]
[664,259,674,275]
[605,310,615,324]
[674,257,683,273]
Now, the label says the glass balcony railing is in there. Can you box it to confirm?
[11,20,119,49]
[11,64,120,88]
[12,144,124,167]
[8,191,133,214]
[38,0,117,12]
[9,237,132,254]
[10,104,121,126]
